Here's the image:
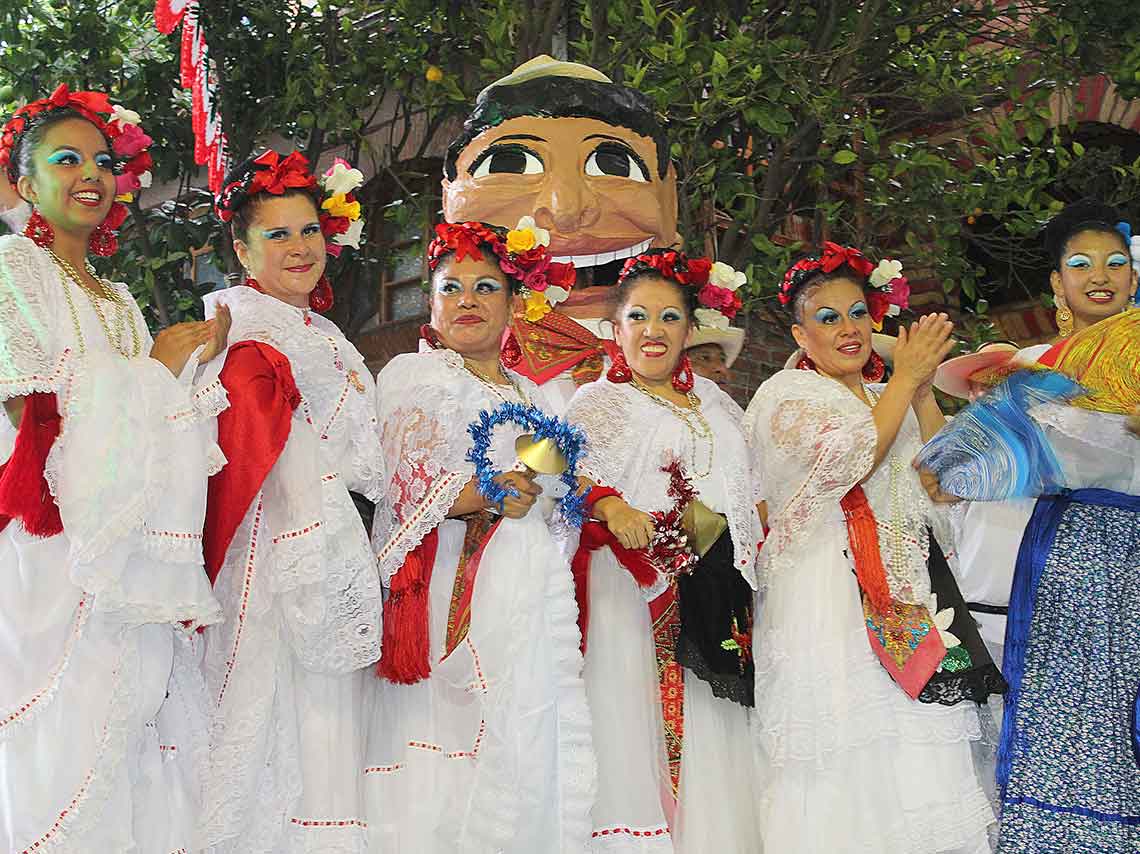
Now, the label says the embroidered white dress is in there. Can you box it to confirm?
[564,375,764,854]
[197,287,384,854]
[0,235,224,853]
[744,369,995,854]
[362,346,594,854]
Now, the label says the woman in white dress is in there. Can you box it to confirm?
[744,243,999,853]
[363,220,593,853]
[0,85,229,852]
[196,149,383,853]
[565,248,763,852]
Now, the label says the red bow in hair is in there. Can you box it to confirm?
[428,222,502,271]
[248,150,318,197]
[819,241,874,277]
[1,84,116,181]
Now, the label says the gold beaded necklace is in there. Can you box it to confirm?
[46,248,141,359]
[464,360,530,406]
[629,376,714,478]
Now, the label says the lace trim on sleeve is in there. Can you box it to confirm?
[747,371,877,576]
[372,352,477,584]
[565,381,636,488]
[0,237,62,398]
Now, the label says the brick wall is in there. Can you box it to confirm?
[724,309,798,408]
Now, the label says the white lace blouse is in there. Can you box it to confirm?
[566,374,764,588]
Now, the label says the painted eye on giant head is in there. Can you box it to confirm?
[1065,254,1092,269]
[584,140,649,183]
[470,143,544,178]
[813,307,841,325]
[849,301,869,320]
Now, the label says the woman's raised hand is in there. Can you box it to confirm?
[891,312,955,394]
[199,305,232,364]
[494,470,542,519]
[150,320,216,376]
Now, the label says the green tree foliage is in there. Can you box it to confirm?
[2,0,1138,334]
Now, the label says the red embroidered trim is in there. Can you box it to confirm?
[592,825,670,838]
[362,763,405,774]
[465,637,488,695]
[0,596,88,730]
[18,730,102,853]
[217,498,262,705]
[146,529,203,541]
[271,520,323,544]
[289,818,368,829]
[319,382,350,440]
[158,744,178,753]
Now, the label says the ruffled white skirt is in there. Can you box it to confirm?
[362,511,593,854]
[0,530,212,854]
[753,518,997,853]
[585,548,762,854]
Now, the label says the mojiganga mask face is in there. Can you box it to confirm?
[442,57,680,281]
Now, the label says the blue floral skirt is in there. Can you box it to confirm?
[997,489,1140,853]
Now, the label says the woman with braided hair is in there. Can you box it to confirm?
[0,85,229,852]
[744,244,1001,853]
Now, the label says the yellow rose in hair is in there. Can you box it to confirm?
[322,193,361,221]
[523,289,552,322]
[506,227,537,254]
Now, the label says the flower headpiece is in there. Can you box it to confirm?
[1,84,154,255]
[618,248,746,326]
[427,218,575,322]
[215,150,366,257]
[779,241,909,330]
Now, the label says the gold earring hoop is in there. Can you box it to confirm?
[1055,302,1073,338]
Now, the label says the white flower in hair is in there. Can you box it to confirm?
[709,260,746,291]
[695,307,730,329]
[544,285,571,306]
[513,215,550,248]
[322,158,365,196]
[1131,235,1140,276]
[109,105,141,127]
[870,258,904,288]
[333,218,365,250]
[138,171,153,188]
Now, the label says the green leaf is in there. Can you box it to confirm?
[1072,141,1085,156]
[895,25,911,43]
[833,149,858,165]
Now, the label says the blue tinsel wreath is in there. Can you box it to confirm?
[465,401,587,527]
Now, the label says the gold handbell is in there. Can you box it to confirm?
[680,499,728,559]
[515,434,569,475]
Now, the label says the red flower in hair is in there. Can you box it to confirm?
[698,283,743,319]
[545,261,576,289]
[686,257,712,286]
